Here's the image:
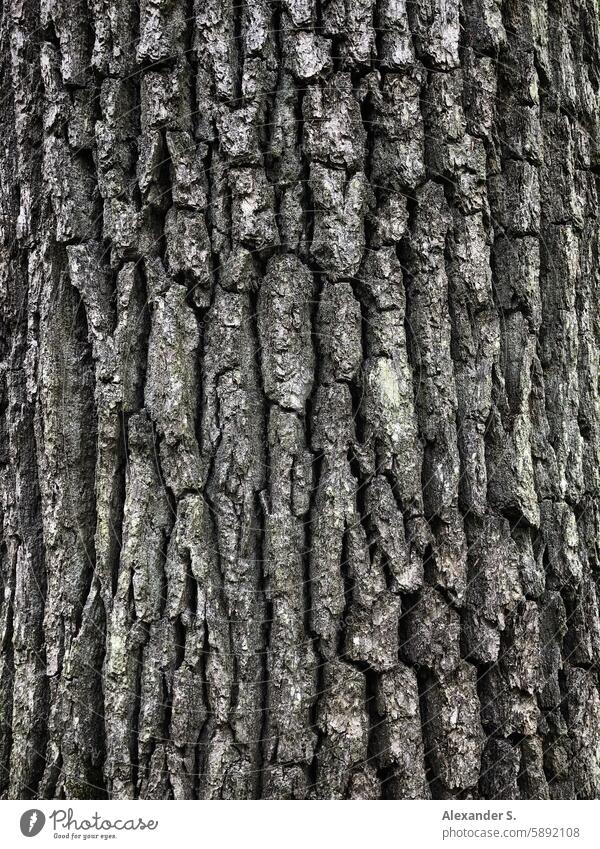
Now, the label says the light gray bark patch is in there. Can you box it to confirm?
[145,278,202,497]
[3,0,600,802]
[421,662,485,795]
[258,255,315,412]
[375,664,430,799]
[408,0,461,69]
[310,166,370,279]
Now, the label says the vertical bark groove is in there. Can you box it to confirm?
[2,0,600,800]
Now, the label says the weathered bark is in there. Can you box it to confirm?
[1,0,600,800]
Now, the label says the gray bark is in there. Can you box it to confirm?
[1,0,600,800]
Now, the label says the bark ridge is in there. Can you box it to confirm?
[1,0,600,800]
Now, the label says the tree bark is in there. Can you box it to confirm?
[1,0,600,800]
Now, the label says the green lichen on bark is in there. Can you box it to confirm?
[1,0,600,800]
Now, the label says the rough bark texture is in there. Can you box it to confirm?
[1,0,600,801]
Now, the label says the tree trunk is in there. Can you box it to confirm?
[1,0,600,801]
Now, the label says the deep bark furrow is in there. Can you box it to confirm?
[1,0,600,800]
